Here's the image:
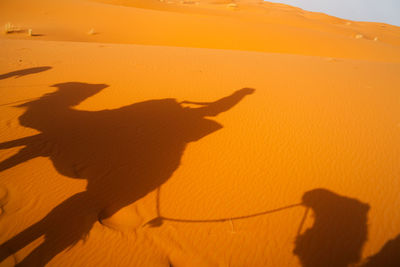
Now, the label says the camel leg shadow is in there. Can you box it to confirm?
[0,192,98,266]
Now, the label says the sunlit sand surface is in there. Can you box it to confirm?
[0,0,399,266]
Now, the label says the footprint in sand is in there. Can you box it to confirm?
[99,205,145,232]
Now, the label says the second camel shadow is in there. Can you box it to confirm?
[0,82,255,266]
[294,188,370,267]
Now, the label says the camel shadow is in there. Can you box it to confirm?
[0,82,254,266]
[0,67,52,80]
[294,188,370,267]
[361,234,400,267]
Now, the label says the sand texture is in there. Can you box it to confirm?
[0,0,400,266]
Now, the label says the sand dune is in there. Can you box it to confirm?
[1,0,400,61]
[0,0,400,266]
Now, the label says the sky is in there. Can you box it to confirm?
[265,0,400,26]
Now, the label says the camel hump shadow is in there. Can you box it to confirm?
[0,82,255,266]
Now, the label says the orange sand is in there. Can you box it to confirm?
[0,0,399,266]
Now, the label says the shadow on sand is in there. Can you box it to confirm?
[294,188,370,267]
[0,67,52,80]
[0,82,254,266]
[361,234,400,267]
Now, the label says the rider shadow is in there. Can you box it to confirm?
[294,188,370,267]
[0,82,254,266]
